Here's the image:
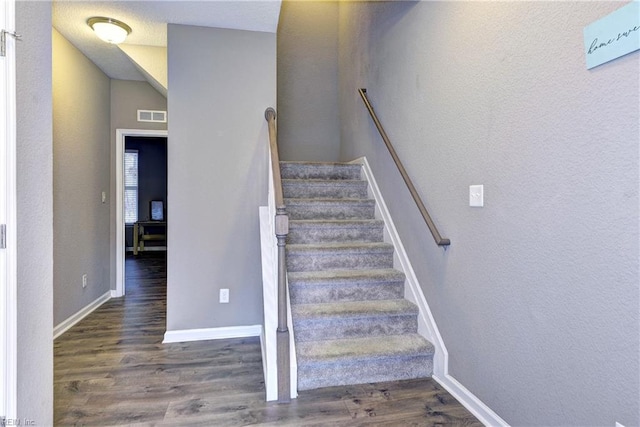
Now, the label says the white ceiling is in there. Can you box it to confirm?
[52,1,282,81]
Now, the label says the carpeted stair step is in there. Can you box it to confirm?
[288,219,384,244]
[291,299,418,342]
[280,161,362,180]
[286,242,394,272]
[296,334,434,390]
[280,159,434,392]
[285,198,376,220]
[289,269,405,304]
[282,179,368,199]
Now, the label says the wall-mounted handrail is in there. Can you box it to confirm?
[264,107,291,403]
[358,89,450,247]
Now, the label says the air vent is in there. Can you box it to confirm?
[137,110,167,123]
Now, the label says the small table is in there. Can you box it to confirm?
[133,221,167,255]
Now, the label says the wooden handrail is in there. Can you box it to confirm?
[264,107,291,403]
[358,89,450,247]
[266,108,285,211]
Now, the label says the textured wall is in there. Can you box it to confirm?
[167,25,275,330]
[109,80,167,290]
[338,1,639,425]
[16,1,53,423]
[277,1,340,161]
[52,29,111,326]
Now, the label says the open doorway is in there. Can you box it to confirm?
[115,129,167,297]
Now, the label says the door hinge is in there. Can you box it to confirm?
[0,224,6,249]
[1,29,21,57]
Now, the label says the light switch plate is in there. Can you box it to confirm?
[470,185,484,207]
[219,288,229,303]
[101,191,106,203]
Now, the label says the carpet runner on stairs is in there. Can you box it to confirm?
[281,161,435,391]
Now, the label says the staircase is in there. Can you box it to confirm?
[281,161,435,391]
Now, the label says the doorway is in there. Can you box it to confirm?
[115,129,167,297]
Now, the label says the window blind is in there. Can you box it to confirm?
[124,150,138,224]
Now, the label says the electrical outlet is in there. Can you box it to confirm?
[82,274,88,288]
[219,288,229,303]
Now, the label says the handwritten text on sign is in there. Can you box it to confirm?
[584,1,640,69]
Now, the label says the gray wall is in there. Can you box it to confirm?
[166,24,275,331]
[277,1,340,161]
[109,80,167,289]
[53,29,111,326]
[338,2,639,426]
[16,1,53,423]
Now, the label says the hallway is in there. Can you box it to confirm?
[54,253,481,425]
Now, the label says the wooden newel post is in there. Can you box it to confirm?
[275,207,290,403]
[266,107,291,403]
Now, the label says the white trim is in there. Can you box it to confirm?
[162,325,262,344]
[351,157,508,427]
[434,373,510,427]
[259,205,278,401]
[115,129,168,297]
[259,325,269,397]
[53,291,112,340]
[110,290,119,298]
[0,0,17,418]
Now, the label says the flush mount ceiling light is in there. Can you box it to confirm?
[87,17,131,44]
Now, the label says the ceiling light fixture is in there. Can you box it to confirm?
[87,17,131,44]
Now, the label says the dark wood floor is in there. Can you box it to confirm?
[54,252,482,426]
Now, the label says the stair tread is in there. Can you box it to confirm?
[281,161,358,166]
[286,197,374,203]
[292,299,418,319]
[296,334,434,365]
[283,178,366,184]
[280,162,361,177]
[288,268,405,282]
[287,242,393,252]
[289,269,405,305]
[289,219,383,227]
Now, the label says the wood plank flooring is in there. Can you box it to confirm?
[54,252,482,426]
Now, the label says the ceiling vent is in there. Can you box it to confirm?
[137,110,167,123]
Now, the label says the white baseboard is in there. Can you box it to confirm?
[434,374,510,427]
[110,290,120,298]
[53,291,112,339]
[163,324,262,344]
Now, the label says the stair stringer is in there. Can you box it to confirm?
[350,157,509,427]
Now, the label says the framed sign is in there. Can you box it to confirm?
[584,1,640,69]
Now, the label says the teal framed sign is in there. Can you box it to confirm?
[584,1,640,69]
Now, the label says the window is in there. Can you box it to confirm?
[124,150,138,224]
